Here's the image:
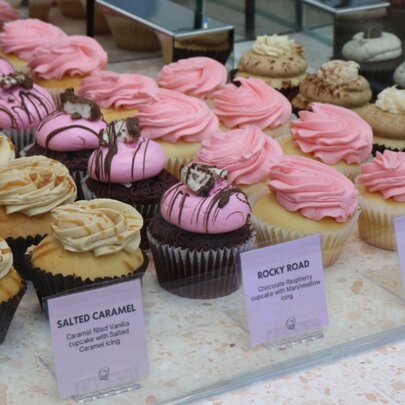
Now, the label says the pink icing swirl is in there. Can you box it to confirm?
[137,89,219,143]
[0,84,55,129]
[0,58,14,74]
[160,180,251,234]
[88,137,167,184]
[194,126,283,184]
[269,155,358,222]
[359,150,405,201]
[79,70,158,109]
[157,57,227,99]
[0,1,19,29]
[36,109,106,152]
[28,36,107,80]
[290,103,372,164]
[213,77,291,129]
[0,19,67,60]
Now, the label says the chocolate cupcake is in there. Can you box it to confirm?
[82,118,178,249]
[148,163,256,299]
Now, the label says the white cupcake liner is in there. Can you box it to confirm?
[147,227,256,299]
[250,189,360,267]
[3,128,35,156]
[358,191,405,250]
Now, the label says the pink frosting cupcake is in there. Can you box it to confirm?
[194,125,283,196]
[78,70,158,122]
[251,155,359,267]
[0,1,19,30]
[213,77,292,137]
[0,19,67,72]
[137,89,219,176]
[282,103,372,180]
[0,72,56,153]
[28,35,107,106]
[148,162,255,298]
[358,150,405,250]
[157,57,227,99]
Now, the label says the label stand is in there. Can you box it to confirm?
[38,352,142,403]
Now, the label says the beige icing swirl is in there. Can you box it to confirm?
[0,156,77,216]
[375,86,405,115]
[0,237,12,279]
[317,60,360,85]
[51,199,143,257]
[0,134,15,163]
[252,34,299,57]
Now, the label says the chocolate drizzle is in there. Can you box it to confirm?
[60,88,102,121]
[0,72,33,90]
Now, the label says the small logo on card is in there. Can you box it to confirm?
[286,316,296,330]
[98,367,110,381]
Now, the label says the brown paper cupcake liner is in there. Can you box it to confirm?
[147,228,256,299]
[3,128,35,156]
[28,0,53,21]
[26,251,149,308]
[372,143,405,156]
[6,234,46,280]
[0,280,27,344]
[58,0,86,19]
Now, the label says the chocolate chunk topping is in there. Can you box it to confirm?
[99,118,140,146]
[232,80,242,88]
[61,88,102,121]
[0,72,33,90]
[180,163,227,196]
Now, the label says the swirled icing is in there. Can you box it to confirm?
[28,35,107,80]
[0,133,14,163]
[359,150,405,201]
[213,77,291,129]
[317,60,360,86]
[157,57,227,99]
[0,80,55,129]
[194,126,283,184]
[252,34,301,57]
[0,19,67,60]
[36,109,106,152]
[268,155,358,222]
[342,32,402,62]
[0,1,19,29]
[51,199,143,256]
[160,180,251,234]
[375,86,405,115]
[88,137,167,184]
[0,237,12,279]
[137,89,218,143]
[0,58,14,74]
[0,156,77,216]
[78,70,158,109]
[290,103,372,164]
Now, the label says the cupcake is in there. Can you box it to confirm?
[354,86,405,154]
[357,150,405,250]
[284,103,373,180]
[251,155,359,267]
[78,70,158,122]
[0,19,67,72]
[194,125,283,196]
[27,199,149,305]
[137,89,219,176]
[58,0,86,18]
[28,35,108,106]
[0,72,56,153]
[212,77,291,138]
[0,238,26,344]
[393,61,405,88]
[342,31,402,89]
[237,34,307,100]
[83,118,178,248]
[292,60,372,114]
[23,88,106,196]
[28,0,53,21]
[148,163,255,299]
[0,0,19,30]
[0,132,15,162]
[157,57,227,100]
[0,156,77,278]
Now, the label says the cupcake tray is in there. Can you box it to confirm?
[2,228,405,405]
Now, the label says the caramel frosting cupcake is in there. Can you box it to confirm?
[292,60,372,112]
[237,34,307,99]
[0,237,26,344]
[0,133,15,163]
[354,86,405,154]
[0,156,76,277]
[27,199,148,304]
